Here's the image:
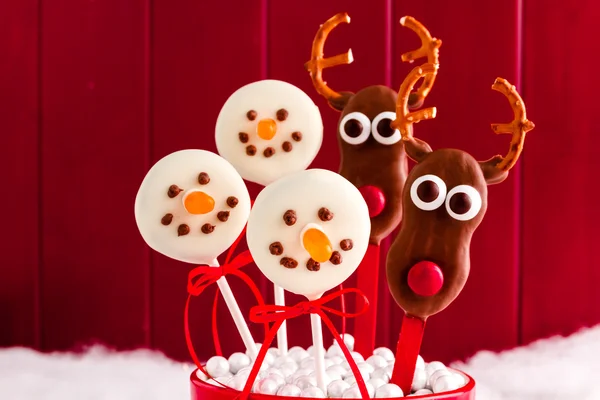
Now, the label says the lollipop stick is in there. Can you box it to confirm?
[210,261,258,359]
[354,243,380,356]
[390,314,426,395]
[310,313,328,392]
[274,285,288,355]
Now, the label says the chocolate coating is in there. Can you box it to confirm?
[386,149,489,319]
[337,86,408,245]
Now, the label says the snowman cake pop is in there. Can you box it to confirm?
[215,79,324,187]
[134,149,258,358]
[246,169,370,393]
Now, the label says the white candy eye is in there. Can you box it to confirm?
[339,112,371,145]
[371,111,401,145]
[410,174,447,211]
[445,185,482,221]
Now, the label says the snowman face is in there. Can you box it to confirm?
[134,150,251,265]
[246,169,370,300]
[215,80,324,186]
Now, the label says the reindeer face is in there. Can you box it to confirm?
[336,85,408,245]
[386,149,489,318]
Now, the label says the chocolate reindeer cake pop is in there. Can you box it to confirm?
[386,63,535,394]
[305,12,441,356]
[305,13,440,245]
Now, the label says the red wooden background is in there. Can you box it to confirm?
[1,0,599,364]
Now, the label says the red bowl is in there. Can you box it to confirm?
[190,368,475,399]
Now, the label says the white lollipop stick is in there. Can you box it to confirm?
[274,285,288,355]
[210,260,258,360]
[310,312,328,392]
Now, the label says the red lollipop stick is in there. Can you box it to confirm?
[353,243,380,356]
[390,314,426,394]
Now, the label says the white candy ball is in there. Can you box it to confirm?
[288,368,312,384]
[329,356,344,365]
[428,368,451,389]
[416,355,425,371]
[366,355,388,370]
[370,368,391,383]
[411,367,427,392]
[368,377,387,390]
[281,361,299,377]
[228,352,251,374]
[269,373,287,387]
[343,375,356,386]
[301,386,326,398]
[278,384,302,397]
[206,356,230,378]
[373,347,395,362]
[327,344,345,358]
[206,378,222,387]
[274,355,297,368]
[375,383,403,398]
[300,357,316,370]
[352,382,375,397]
[325,359,335,369]
[327,379,351,397]
[288,346,305,354]
[342,386,362,398]
[307,345,325,357]
[226,375,247,391]
[384,365,394,377]
[453,373,467,387]
[265,367,285,378]
[295,375,318,390]
[343,364,370,382]
[409,388,433,396]
[256,377,281,395]
[425,361,446,376]
[357,361,375,374]
[264,352,276,366]
[350,352,365,363]
[432,374,460,393]
[196,369,209,381]
[326,365,347,380]
[267,347,281,358]
[340,334,355,351]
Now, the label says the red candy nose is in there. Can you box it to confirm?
[358,185,386,218]
[407,261,444,296]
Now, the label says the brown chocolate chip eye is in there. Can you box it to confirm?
[282,141,293,152]
[227,196,238,208]
[276,108,288,121]
[246,145,257,156]
[306,258,320,271]
[238,132,249,143]
[283,210,297,226]
[201,223,215,234]
[376,118,395,138]
[198,172,210,185]
[246,110,257,121]
[217,211,230,222]
[344,119,363,138]
[417,180,440,203]
[330,251,342,265]
[269,242,284,256]
[291,132,302,142]
[263,147,275,157]
[318,207,334,222]
[280,257,298,269]
[449,192,472,215]
[177,224,190,236]
[168,184,183,198]
[340,239,353,251]
[161,213,173,226]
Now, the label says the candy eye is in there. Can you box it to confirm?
[371,111,401,145]
[339,112,371,145]
[410,174,447,211]
[445,185,482,221]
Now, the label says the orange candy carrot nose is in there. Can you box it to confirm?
[302,228,333,263]
[183,190,215,215]
[257,118,277,140]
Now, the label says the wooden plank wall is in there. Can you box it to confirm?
[1,0,598,363]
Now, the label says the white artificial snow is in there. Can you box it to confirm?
[0,325,599,399]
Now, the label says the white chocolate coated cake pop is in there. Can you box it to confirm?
[246,169,370,300]
[215,80,324,186]
[134,149,251,265]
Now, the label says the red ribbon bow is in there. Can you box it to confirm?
[238,288,372,400]
[184,228,268,382]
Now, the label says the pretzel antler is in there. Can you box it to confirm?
[392,63,438,138]
[487,78,535,171]
[400,16,442,108]
[304,13,354,102]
